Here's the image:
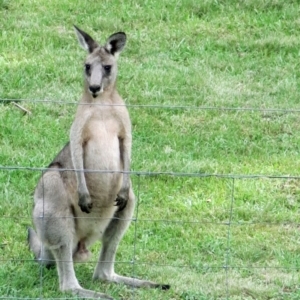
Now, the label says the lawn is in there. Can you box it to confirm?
[1,0,300,299]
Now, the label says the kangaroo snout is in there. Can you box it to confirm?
[89,85,101,96]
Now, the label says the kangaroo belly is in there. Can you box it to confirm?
[73,120,123,244]
[74,205,117,248]
[84,133,123,201]
[84,134,121,171]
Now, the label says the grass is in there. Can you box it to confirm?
[1,0,300,299]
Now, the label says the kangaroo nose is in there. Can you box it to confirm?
[89,85,101,94]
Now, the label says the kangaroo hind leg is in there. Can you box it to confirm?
[93,189,170,290]
[28,227,55,268]
[30,170,114,299]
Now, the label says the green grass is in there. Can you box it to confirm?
[1,0,300,299]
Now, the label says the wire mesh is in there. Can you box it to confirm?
[1,99,300,299]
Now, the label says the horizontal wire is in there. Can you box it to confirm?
[1,98,300,113]
[1,258,298,272]
[1,165,299,179]
[1,214,300,227]
[1,261,299,279]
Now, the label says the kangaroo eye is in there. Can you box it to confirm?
[104,65,111,72]
[85,64,91,71]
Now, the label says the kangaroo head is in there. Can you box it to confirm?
[74,25,126,98]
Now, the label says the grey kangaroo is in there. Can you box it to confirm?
[28,26,170,299]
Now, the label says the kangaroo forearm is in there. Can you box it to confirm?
[120,138,131,190]
[70,141,88,193]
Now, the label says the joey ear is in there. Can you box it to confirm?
[105,32,126,56]
[74,25,99,53]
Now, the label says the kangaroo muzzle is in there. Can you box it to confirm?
[89,85,102,97]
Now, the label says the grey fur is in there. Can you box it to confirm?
[28,26,170,299]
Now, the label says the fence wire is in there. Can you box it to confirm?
[2,97,300,113]
[1,168,300,299]
[1,99,300,299]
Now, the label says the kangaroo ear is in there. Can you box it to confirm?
[105,32,126,56]
[74,25,99,53]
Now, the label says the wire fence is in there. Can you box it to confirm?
[1,98,300,299]
[2,97,300,112]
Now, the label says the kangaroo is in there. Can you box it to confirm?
[28,26,170,299]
